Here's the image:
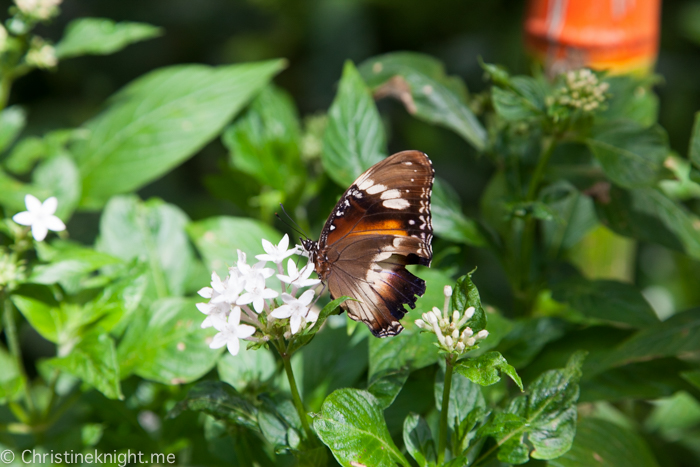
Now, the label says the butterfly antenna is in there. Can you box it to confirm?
[275,204,309,240]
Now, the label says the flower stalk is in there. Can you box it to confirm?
[437,352,456,465]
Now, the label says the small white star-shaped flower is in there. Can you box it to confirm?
[256,234,298,264]
[270,289,316,334]
[277,259,321,287]
[196,300,229,329]
[237,275,279,313]
[12,194,66,241]
[209,307,255,356]
[210,271,244,306]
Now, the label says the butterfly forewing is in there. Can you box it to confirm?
[311,150,434,337]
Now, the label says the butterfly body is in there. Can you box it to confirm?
[303,150,434,337]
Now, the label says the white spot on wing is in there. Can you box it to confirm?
[366,184,387,194]
[380,189,400,200]
[330,225,336,230]
[358,178,374,191]
[383,198,410,210]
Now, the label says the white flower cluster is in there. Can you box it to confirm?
[15,0,62,21]
[25,39,57,69]
[415,285,488,354]
[555,68,609,112]
[196,234,321,356]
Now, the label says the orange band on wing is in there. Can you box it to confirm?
[348,219,408,237]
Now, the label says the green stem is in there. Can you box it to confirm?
[280,346,314,441]
[516,136,558,314]
[437,354,456,465]
[3,298,35,416]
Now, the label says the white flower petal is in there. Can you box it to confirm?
[196,302,212,314]
[270,305,292,319]
[237,324,256,339]
[25,194,41,212]
[42,197,58,215]
[12,211,34,226]
[198,287,213,298]
[290,315,301,334]
[278,234,289,252]
[237,293,253,306]
[31,222,48,241]
[44,215,66,232]
[298,289,315,306]
[252,297,265,314]
[226,338,240,356]
[209,332,228,349]
[229,306,242,326]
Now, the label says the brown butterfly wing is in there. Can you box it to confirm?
[315,150,434,337]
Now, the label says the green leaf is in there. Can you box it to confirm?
[359,52,487,151]
[551,278,659,328]
[0,347,25,404]
[499,317,568,368]
[455,351,523,390]
[32,154,81,220]
[681,369,700,390]
[168,380,258,430]
[30,240,122,287]
[548,417,660,467]
[586,308,700,376]
[432,179,487,247]
[690,111,700,170]
[587,123,668,188]
[223,84,303,190]
[10,287,61,343]
[41,333,123,400]
[313,388,410,467]
[72,60,285,207]
[451,272,487,334]
[186,216,281,278]
[367,367,410,409]
[0,106,26,154]
[491,76,548,121]
[541,181,597,252]
[598,75,658,127]
[55,18,162,59]
[322,60,386,188]
[488,351,586,462]
[645,391,700,436]
[403,413,436,467]
[117,297,219,384]
[96,195,194,297]
[595,186,700,259]
[217,345,276,392]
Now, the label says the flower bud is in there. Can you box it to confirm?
[452,329,459,340]
[445,336,454,349]
[461,327,473,339]
[465,306,475,319]
[466,337,476,347]
[443,285,453,297]
[415,319,427,330]
[452,310,460,323]
[455,342,465,352]
[477,330,489,340]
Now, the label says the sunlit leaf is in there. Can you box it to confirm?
[313,388,410,467]
[322,60,386,188]
[56,18,162,58]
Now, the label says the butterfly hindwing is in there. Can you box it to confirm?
[309,150,434,337]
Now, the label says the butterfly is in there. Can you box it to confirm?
[302,150,434,337]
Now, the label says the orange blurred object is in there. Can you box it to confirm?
[524,0,661,75]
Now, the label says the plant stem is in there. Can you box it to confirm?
[516,136,558,314]
[437,354,456,465]
[280,346,315,441]
[3,298,35,416]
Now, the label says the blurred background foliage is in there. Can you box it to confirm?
[13,0,700,316]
